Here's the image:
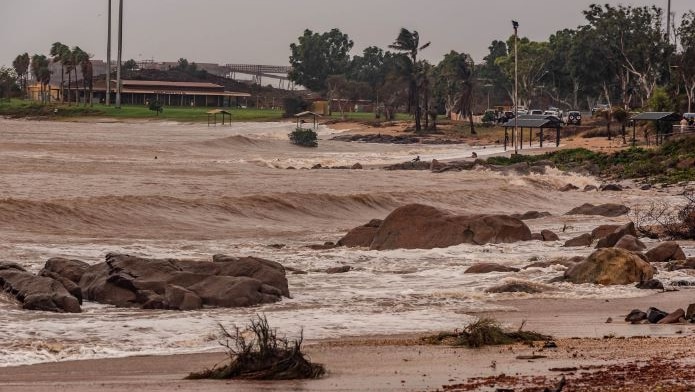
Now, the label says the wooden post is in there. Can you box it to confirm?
[529,127,532,147]
[540,127,544,148]
[632,122,636,147]
[556,127,560,147]
[504,128,508,151]
[519,127,523,150]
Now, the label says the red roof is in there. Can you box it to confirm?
[117,80,223,88]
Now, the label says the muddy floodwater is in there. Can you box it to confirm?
[0,118,692,366]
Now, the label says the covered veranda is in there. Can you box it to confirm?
[629,112,682,146]
[502,116,563,151]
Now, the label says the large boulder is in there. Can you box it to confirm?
[596,222,638,248]
[564,248,655,285]
[566,203,630,217]
[337,219,383,248]
[80,253,289,309]
[369,204,532,250]
[0,263,81,313]
[646,242,687,263]
[541,230,560,241]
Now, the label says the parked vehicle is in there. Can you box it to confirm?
[567,111,582,125]
[529,109,543,115]
[592,104,610,116]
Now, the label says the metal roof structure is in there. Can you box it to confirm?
[501,115,563,128]
[119,80,223,89]
[629,112,682,121]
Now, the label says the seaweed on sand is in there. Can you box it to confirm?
[422,318,551,348]
[186,314,326,380]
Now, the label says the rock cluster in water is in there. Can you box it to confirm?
[0,253,289,313]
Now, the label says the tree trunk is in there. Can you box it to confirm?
[67,72,72,106]
[468,111,476,135]
[60,66,64,102]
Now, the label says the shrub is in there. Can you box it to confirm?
[282,96,308,117]
[422,318,550,348]
[148,100,163,116]
[289,127,318,147]
[187,315,325,380]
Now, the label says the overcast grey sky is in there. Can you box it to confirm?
[1,0,690,68]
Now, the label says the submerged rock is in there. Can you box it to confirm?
[566,203,630,217]
[564,248,654,285]
[368,204,532,250]
[564,233,593,247]
[614,235,647,252]
[591,225,621,240]
[465,263,520,274]
[625,309,647,323]
[485,280,553,294]
[657,308,685,324]
[541,230,560,241]
[636,279,664,290]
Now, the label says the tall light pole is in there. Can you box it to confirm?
[106,0,112,106]
[666,0,671,44]
[115,0,123,109]
[512,20,519,155]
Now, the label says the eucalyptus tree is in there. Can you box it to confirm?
[30,54,50,102]
[583,4,672,107]
[389,28,430,132]
[435,51,476,133]
[495,37,551,108]
[678,11,695,112]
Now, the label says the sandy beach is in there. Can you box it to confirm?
[1,118,694,391]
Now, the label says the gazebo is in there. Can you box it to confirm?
[207,109,232,126]
[629,112,682,146]
[294,111,322,129]
[501,115,564,151]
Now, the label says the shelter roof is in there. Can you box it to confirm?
[629,112,682,121]
[118,80,223,88]
[295,111,322,118]
[206,109,231,115]
[502,115,563,128]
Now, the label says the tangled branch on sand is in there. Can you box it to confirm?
[422,318,551,348]
[186,314,326,380]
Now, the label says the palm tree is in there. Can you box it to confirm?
[454,54,476,135]
[49,42,69,102]
[12,53,30,98]
[61,47,74,105]
[389,28,430,133]
[71,46,89,104]
[30,54,50,102]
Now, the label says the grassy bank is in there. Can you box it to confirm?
[487,137,695,184]
[0,99,284,122]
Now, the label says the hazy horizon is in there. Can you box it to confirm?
[1,0,690,69]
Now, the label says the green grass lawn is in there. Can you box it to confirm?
[0,99,284,122]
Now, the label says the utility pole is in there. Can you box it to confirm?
[512,20,519,155]
[106,0,112,106]
[115,0,123,109]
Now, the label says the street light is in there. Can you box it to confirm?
[115,0,123,109]
[106,0,111,106]
[512,20,519,154]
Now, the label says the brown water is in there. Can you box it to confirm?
[0,118,692,366]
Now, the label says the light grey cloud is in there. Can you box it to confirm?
[1,0,688,68]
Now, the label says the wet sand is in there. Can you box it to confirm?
[4,290,695,391]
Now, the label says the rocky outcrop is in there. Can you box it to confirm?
[564,248,654,285]
[559,184,579,192]
[79,253,289,310]
[368,204,532,250]
[564,233,593,247]
[0,262,81,313]
[566,203,630,217]
[646,242,687,263]
[657,309,685,324]
[465,263,520,274]
[596,222,638,249]
[337,219,383,248]
[600,184,623,192]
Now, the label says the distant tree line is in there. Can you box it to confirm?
[287,4,695,133]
